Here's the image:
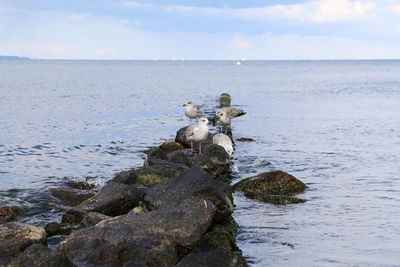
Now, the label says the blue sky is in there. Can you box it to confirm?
[1,0,400,59]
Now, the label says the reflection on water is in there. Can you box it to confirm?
[1,60,400,265]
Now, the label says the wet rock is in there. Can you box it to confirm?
[129,202,149,215]
[197,216,238,251]
[233,170,307,204]
[145,141,186,161]
[78,182,145,216]
[145,167,233,221]
[175,126,214,148]
[59,228,178,267]
[113,163,189,187]
[219,93,232,107]
[0,222,46,262]
[8,243,76,267]
[80,212,111,227]
[176,250,247,267]
[236,137,255,142]
[0,207,15,224]
[166,145,230,176]
[44,222,78,237]
[65,181,94,190]
[50,188,94,206]
[60,197,216,266]
[61,208,87,225]
[253,194,307,204]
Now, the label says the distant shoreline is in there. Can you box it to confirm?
[0,56,30,60]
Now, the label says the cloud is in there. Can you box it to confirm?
[233,37,253,49]
[393,5,400,13]
[68,13,89,21]
[122,0,376,23]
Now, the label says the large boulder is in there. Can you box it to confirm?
[233,170,307,204]
[145,166,233,221]
[0,222,47,263]
[59,197,216,266]
[0,207,15,224]
[166,145,230,176]
[77,182,145,216]
[50,188,94,207]
[112,162,189,187]
[8,244,75,267]
[176,250,247,267]
[175,126,213,148]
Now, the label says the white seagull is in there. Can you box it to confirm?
[215,110,231,133]
[183,101,202,124]
[212,133,234,156]
[186,118,209,154]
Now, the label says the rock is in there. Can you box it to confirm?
[176,250,247,267]
[158,140,185,153]
[59,228,178,267]
[145,166,233,221]
[129,202,149,215]
[50,188,94,206]
[113,163,189,187]
[44,222,78,237]
[61,208,87,225]
[0,222,46,262]
[166,145,230,176]
[0,207,15,224]
[233,170,307,204]
[80,212,111,227]
[196,216,238,251]
[8,243,76,267]
[77,182,145,216]
[175,126,214,148]
[65,181,94,190]
[219,93,232,107]
[59,197,216,266]
[236,137,255,142]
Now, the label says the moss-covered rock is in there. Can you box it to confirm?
[233,170,307,204]
[197,216,239,251]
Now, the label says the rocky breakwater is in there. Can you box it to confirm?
[4,127,246,266]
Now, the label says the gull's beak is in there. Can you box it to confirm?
[183,104,186,107]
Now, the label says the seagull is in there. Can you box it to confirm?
[215,110,231,133]
[212,133,234,156]
[183,101,202,124]
[216,107,246,119]
[186,118,209,154]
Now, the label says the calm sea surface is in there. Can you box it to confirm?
[1,60,400,266]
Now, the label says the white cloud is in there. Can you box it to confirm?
[122,0,376,23]
[393,5,400,13]
[68,13,89,21]
[233,37,253,49]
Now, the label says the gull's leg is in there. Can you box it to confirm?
[199,142,202,155]
[191,141,194,152]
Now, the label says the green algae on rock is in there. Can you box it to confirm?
[233,170,308,204]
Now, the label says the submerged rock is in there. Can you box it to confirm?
[0,222,47,262]
[65,181,94,190]
[145,166,233,221]
[0,207,15,225]
[8,243,75,267]
[233,170,307,204]
[78,182,145,216]
[50,188,94,207]
[59,197,216,266]
[176,250,247,267]
[236,137,255,142]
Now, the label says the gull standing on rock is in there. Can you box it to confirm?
[215,110,231,133]
[212,133,234,156]
[183,101,202,124]
[186,118,209,154]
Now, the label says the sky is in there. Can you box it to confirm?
[1,0,400,60]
